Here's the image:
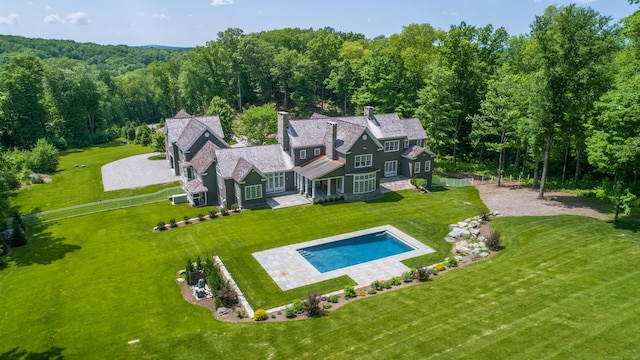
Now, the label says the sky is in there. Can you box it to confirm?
[0,0,636,47]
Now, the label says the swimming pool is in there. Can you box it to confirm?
[253,225,435,290]
[297,231,415,273]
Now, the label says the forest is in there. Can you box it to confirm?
[1,3,640,220]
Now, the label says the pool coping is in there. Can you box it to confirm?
[252,225,435,291]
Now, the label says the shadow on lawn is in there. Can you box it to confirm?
[366,191,405,204]
[0,346,65,360]
[12,224,81,267]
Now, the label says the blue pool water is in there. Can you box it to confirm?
[298,231,414,273]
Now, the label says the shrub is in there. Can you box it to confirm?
[30,174,44,184]
[197,213,205,221]
[416,266,432,282]
[389,276,402,286]
[156,221,166,230]
[304,291,324,317]
[371,280,382,291]
[447,257,458,267]
[381,280,392,289]
[367,288,377,295]
[402,270,415,282]
[235,309,247,318]
[285,305,296,318]
[183,215,190,224]
[291,298,305,314]
[485,230,504,251]
[220,207,229,216]
[231,203,240,212]
[323,303,333,310]
[169,218,177,228]
[317,199,324,204]
[214,298,222,309]
[216,281,239,308]
[208,208,218,218]
[10,228,27,247]
[27,139,59,174]
[344,286,356,299]
[357,288,368,297]
[253,309,268,321]
[434,263,446,272]
[480,209,491,222]
[327,295,339,303]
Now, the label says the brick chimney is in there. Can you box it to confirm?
[277,111,290,152]
[364,106,374,120]
[325,121,337,161]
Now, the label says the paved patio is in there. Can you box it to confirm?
[253,225,435,291]
[101,153,178,191]
[266,192,312,209]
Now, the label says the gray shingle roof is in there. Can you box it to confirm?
[288,118,368,154]
[402,145,435,160]
[215,144,293,179]
[173,110,192,119]
[195,115,225,140]
[165,118,189,146]
[231,157,255,182]
[190,140,219,173]
[175,119,207,151]
[294,156,344,180]
[334,120,368,153]
[400,118,427,141]
[184,178,207,193]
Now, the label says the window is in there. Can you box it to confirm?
[354,154,373,168]
[416,139,424,147]
[424,160,431,172]
[404,139,409,149]
[266,172,285,193]
[384,140,400,152]
[353,172,377,194]
[314,148,321,156]
[244,184,262,200]
[414,162,421,174]
[384,160,398,177]
[300,149,306,160]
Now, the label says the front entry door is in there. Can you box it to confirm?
[384,160,398,177]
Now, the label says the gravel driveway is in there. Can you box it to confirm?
[101,153,179,191]
[475,183,608,220]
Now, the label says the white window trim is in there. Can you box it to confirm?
[353,172,377,194]
[354,154,373,168]
[314,148,321,156]
[300,149,307,160]
[384,140,400,152]
[404,139,409,149]
[424,160,431,172]
[245,184,262,200]
[414,162,421,174]
[416,139,424,147]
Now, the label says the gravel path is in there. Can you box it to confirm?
[101,153,178,191]
[475,183,608,220]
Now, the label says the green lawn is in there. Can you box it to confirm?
[1,146,639,358]
[11,141,178,213]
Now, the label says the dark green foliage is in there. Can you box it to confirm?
[402,270,415,282]
[367,288,377,295]
[447,257,459,267]
[327,295,339,303]
[284,305,296,318]
[169,218,177,228]
[304,291,324,317]
[485,230,504,251]
[220,207,229,216]
[216,281,239,308]
[203,258,224,294]
[10,227,27,247]
[230,204,239,212]
[388,276,402,286]
[27,139,59,174]
[156,221,166,230]
[197,213,205,221]
[208,209,218,218]
[183,215,190,224]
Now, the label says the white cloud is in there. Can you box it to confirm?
[211,0,234,6]
[0,13,19,25]
[67,12,89,25]
[44,14,64,25]
[573,0,596,3]
[137,12,169,20]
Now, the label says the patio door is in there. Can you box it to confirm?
[384,160,398,177]
[266,172,285,194]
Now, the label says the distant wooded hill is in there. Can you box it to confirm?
[0,35,188,72]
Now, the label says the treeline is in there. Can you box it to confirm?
[1,4,640,202]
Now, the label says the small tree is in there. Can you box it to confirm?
[303,290,324,318]
[234,104,277,145]
[207,96,235,141]
[612,181,637,223]
[150,130,166,154]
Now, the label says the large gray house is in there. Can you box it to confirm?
[165,106,435,208]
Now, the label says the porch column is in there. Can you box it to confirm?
[304,177,308,196]
[312,180,316,199]
[327,178,332,197]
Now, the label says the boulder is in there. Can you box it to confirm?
[445,236,457,243]
[178,269,186,275]
[470,228,481,236]
[448,228,465,238]
[217,307,231,315]
[469,221,479,228]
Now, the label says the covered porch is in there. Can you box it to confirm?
[293,156,345,200]
[183,178,208,206]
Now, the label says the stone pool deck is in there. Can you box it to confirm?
[253,225,435,291]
